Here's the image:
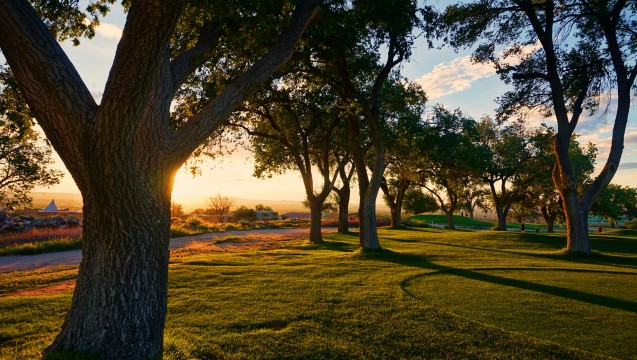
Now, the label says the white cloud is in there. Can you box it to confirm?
[414,56,495,99]
[415,43,541,100]
[620,161,637,170]
[95,22,123,40]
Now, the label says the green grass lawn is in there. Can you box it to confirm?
[1,228,636,359]
[409,214,565,231]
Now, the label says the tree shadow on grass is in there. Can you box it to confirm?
[412,238,637,270]
[311,241,357,252]
[365,250,637,314]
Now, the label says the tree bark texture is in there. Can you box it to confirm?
[48,172,174,359]
[347,114,383,251]
[540,204,557,233]
[336,187,350,233]
[445,210,455,229]
[308,196,324,243]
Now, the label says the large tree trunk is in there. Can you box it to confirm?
[445,210,455,229]
[358,192,380,250]
[389,205,401,228]
[346,112,383,251]
[553,135,592,254]
[48,172,173,359]
[496,207,508,231]
[562,190,590,253]
[487,182,508,231]
[337,188,350,233]
[308,196,324,243]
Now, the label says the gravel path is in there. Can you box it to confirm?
[0,227,335,273]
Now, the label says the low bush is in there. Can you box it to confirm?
[170,217,231,237]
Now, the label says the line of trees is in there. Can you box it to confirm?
[0,0,634,358]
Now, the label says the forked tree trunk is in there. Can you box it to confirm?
[380,178,409,228]
[540,204,557,233]
[553,135,592,254]
[562,191,590,253]
[48,172,173,359]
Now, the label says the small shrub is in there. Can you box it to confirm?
[186,217,205,228]
[621,219,637,229]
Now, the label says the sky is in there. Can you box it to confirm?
[32,1,637,210]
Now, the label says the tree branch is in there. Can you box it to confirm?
[170,20,223,95]
[0,0,97,185]
[97,0,186,141]
[512,71,549,81]
[169,1,320,165]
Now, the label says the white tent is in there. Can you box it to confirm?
[43,199,58,212]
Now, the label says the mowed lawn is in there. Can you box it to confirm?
[1,228,636,359]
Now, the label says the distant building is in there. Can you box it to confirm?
[256,211,278,221]
[23,199,83,219]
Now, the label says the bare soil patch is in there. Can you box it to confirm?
[2,278,76,297]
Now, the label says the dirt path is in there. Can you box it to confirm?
[0,227,335,274]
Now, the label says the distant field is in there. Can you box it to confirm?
[1,228,635,359]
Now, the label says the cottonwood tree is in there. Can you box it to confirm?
[303,0,429,250]
[206,194,234,223]
[0,0,319,358]
[332,156,355,233]
[524,129,596,232]
[592,184,637,227]
[475,117,536,230]
[416,106,486,228]
[403,188,439,215]
[0,68,62,206]
[231,73,347,243]
[380,81,428,228]
[444,0,637,254]
[459,182,490,220]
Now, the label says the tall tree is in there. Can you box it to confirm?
[231,73,346,243]
[380,81,428,228]
[206,194,234,223]
[444,0,637,254]
[475,117,535,230]
[332,156,355,233]
[304,0,429,250]
[403,187,439,215]
[592,184,637,227]
[0,1,319,358]
[0,68,62,206]
[416,106,486,228]
[459,181,489,220]
[524,129,596,232]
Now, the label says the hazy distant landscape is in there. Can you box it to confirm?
[29,192,388,214]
